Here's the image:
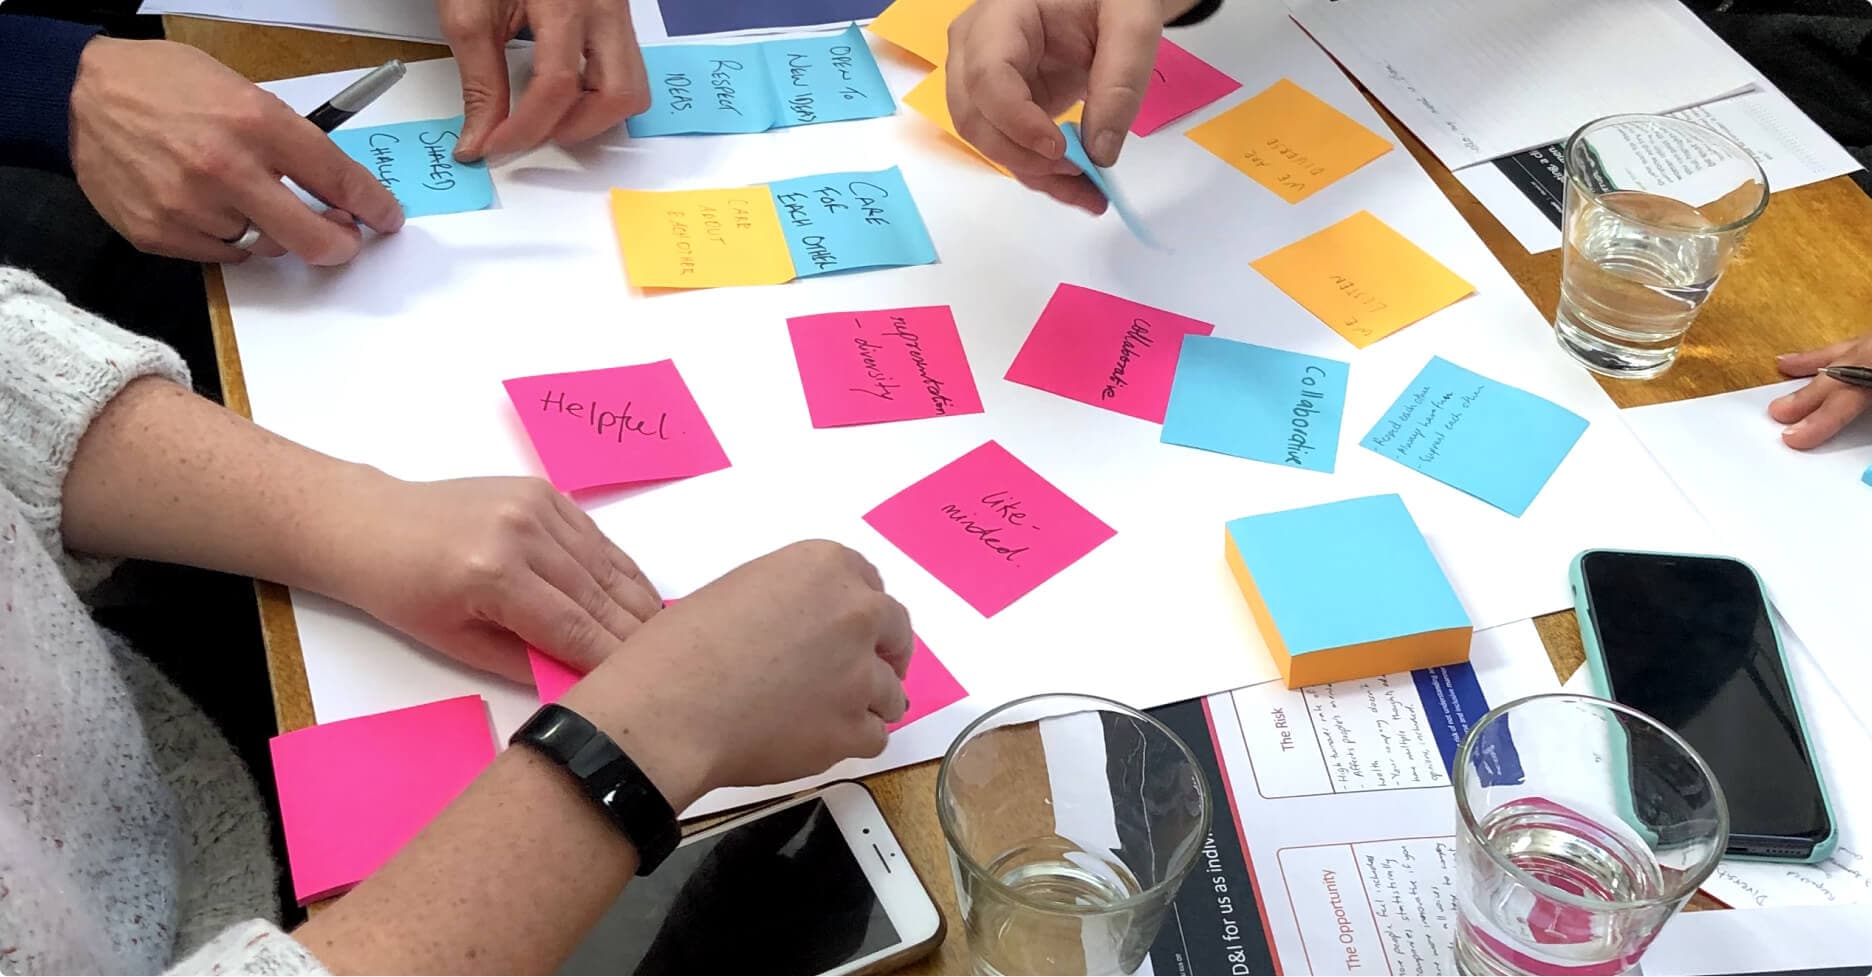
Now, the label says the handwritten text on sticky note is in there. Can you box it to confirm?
[1188,79,1392,204]
[1005,284,1214,423]
[330,116,494,218]
[1251,211,1475,348]
[628,26,895,137]
[787,305,983,427]
[503,360,730,493]
[769,166,938,277]
[1161,336,1351,473]
[608,186,794,289]
[1133,39,1241,136]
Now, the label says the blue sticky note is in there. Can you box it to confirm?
[629,43,776,136]
[768,166,937,277]
[1059,122,1163,249]
[329,116,493,219]
[1863,462,1871,487]
[1161,336,1350,473]
[764,25,896,128]
[1360,356,1588,517]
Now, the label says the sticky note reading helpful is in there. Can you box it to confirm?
[503,360,730,493]
[769,167,938,277]
[1188,79,1393,204]
[903,66,1083,174]
[865,440,1115,616]
[627,26,895,137]
[1059,122,1161,248]
[271,696,495,903]
[609,187,794,289]
[1133,39,1241,136]
[330,116,493,218]
[866,0,973,64]
[1005,284,1214,424]
[1361,357,1589,517]
[787,305,982,427]
[1161,336,1350,473]
[1251,211,1475,348]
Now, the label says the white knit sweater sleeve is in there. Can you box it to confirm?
[0,267,190,589]
[166,920,330,976]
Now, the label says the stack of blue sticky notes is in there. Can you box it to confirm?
[1162,335,1351,473]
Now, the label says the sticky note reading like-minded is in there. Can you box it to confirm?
[865,440,1115,617]
[1005,284,1214,424]
[1133,39,1241,136]
[1251,211,1475,349]
[1161,336,1351,473]
[1188,79,1393,204]
[769,166,938,277]
[787,305,982,427]
[627,26,895,137]
[1227,494,1471,688]
[1361,357,1589,517]
[1059,122,1162,248]
[271,695,495,903]
[866,0,973,64]
[330,115,493,218]
[503,360,730,493]
[903,66,1083,174]
[608,187,794,289]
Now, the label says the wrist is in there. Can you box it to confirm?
[559,674,715,814]
[289,460,401,601]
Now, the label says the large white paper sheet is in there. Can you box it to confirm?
[1641,903,1872,975]
[141,0,855,44]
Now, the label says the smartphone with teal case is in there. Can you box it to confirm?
[1570,549,1837,863]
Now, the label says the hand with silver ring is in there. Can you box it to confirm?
[223,223,264,252]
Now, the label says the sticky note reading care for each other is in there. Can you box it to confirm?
[1005,284,1214,424]
[1188,79,1392,204]
[503,360,730,493]
[1361,357,1589,517]
[1161,336,1351,473]
[769,167,938,277]
[271,695,495,903]
[627,26,895,137]
[787,305,983,427]
[1132,39,1241,136]
[1252,211,1475,348]
[330,115,494,218]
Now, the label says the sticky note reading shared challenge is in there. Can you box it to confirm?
[330,116,494,218]
[1161,336,1351,473]
[1251,211,1475,348]
[1361,357,1589,517]
[769,167,938,277]
[787,305,982,427]
[1189,79,1392,204]
[866,0,974,64]
[1133,39,1241,136]
[1005,284,1214,424]
[1059,122,1162,248]
[865,440,1115,616]
[271,696,495,903]
[503,360,730,493]
[609,187,794,289]
[627,26,895,137]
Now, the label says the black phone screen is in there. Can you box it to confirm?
[558,798,900,975]
[1580,551,1830,854]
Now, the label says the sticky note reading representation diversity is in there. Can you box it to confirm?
[503,360,730,493]
[1251,211,1475,348]
[1361,357,1589,517]
[1188,79,1393,204]
[271,695,495,903]
[865,440,1115,616]
[1059,122,1162,248]
[1005,284,1214,423]
[1133,39,1241,136]
[787,305,982,427]
[903,66,1082,174]
[1161,336,1351,473]
[1226,494,1471,688]
[330,116,494,218]
[627,26,895,137]
[609,186,794,289]
[769,167,938,277]
[866,0,973,64]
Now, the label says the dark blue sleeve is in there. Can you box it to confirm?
[0,15,106,172]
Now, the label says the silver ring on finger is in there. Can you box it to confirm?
[222,222,263,251]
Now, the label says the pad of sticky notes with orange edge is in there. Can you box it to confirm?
[1225,494,1471,689]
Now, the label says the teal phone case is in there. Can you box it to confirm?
[1569,549,1838,864]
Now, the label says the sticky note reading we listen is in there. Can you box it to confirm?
[503,360,730,493]
[1005,284,1214,423]
[787,305,983,427]
[1188,79,1392,204]
[330,115,494,218]
[1252,211,1475,348]
[1162,336,1351,473]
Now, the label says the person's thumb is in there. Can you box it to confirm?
[1080,0,1162,168]
[1776,338,1860,377]
[446,23,513,161]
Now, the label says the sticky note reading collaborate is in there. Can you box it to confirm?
[1288,365,1335,466]
[1104,318,1153,402]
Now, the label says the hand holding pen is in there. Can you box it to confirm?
[1772,335,1872,449]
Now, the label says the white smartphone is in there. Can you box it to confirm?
[558,781,945,975]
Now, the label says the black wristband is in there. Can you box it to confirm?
[509,704,681,875]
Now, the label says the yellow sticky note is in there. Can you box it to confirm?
[903,66,1083,175]
[867,0,974,65]
[608,187,795,290]
[1188,78,1393,204]
[1251,211,1475,348]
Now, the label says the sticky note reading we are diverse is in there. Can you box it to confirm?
[787,305,983,427]
[1252,211,1475,348]
[330,115,494,218]
[865,440,1115,616]
[1161,336,1351,473]
[1189,79,1392,204]
[503,360,730,493]
[627,26,895,137]
[1133,39,1241,136]
[1005,284,1214,424]
[769,167,938,277]
[1361,357,1590,517]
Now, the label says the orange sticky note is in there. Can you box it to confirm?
[608,187,794,290]
[903,66,1082,175]
[867,0,974,64]
[1251,211,1475,348]
[1188,78,1392,204]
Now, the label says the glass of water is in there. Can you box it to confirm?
[938,694,1210,976]
[1555,114,1769,379]
[1452,694,1728,976]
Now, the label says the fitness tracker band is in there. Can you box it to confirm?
[509,703,680,875]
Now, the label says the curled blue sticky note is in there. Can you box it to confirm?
[1059,121,1164,250]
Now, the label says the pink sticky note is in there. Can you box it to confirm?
[896,635,968,729]
[865,440,1115,616]
[270,696,495,904]
[1004,284,1215,424]
[786,306,984,428]
[528,647,583,704]
[1133,38,1243,136]
[503,360,730,493]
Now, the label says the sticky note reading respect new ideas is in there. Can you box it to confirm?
[330,115,494,218]
[627,25,895,137]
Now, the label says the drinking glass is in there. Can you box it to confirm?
[1554,114,1769,379]
[938,694,1211,976]
[1452,694,1728,976]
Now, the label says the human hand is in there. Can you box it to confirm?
[1771,336,1872,449]
[438,0,650,161]
[561,540,912,809]
[67,38,404,264]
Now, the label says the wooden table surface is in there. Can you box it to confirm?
[170,15,1872,975]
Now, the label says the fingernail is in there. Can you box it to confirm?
[1031,131,1060,158]
[1775,353,1794,365]
[1090,128,1121,167]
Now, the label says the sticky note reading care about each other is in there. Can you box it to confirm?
[1227,494,1471,688]
[865,440,1115,616]
[1132,38,1241,136]
[1188,79,1392,204]
[1059,122,1162,248]
[1161,336,1350,473]
[271,695,496,903]
[1005,284,1214,423]
[787,305,982,427]
[1252,211,1475,348]
[1361,357,1589,517]
[503,360,730,493]
[330,116,494,218]
[627,26,895,137]
[609,186,794,288]
[769,167,938,278]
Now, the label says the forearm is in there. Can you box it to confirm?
[0,16,101,171]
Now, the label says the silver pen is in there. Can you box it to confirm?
[305,59,407,133]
